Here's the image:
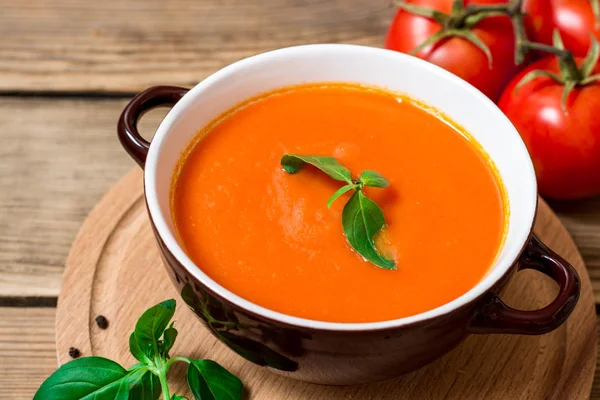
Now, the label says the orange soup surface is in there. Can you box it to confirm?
[172,83,506,323]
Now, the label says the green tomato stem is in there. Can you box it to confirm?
[464,3,509,13]
[451,3,509,28]
[451,0,463,14]
[397,0,508,62]
[521,41,581,78]
[509,0,581,80]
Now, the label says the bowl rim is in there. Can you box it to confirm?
[143,43,538,332]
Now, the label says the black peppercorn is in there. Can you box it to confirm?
[68,347,80,359]
[95,315,109,329]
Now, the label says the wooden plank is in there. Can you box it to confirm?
[551,198,600,305]
[2,306,599,399]
[0,308,56,400]
[0,0,391,93]
[0,98,167,297]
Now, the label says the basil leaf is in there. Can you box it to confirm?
[134,299,176,357]
[281,155,352,184]
[281,154,395,269]
[359,170,390,188]
[342,191,396,270]
[129,332,152,364]
[129,368,161,400]
[327,184,357,208]
[186,359,243,400]
[163,326,178,357]
[33,356,130,400]
[171,395,189,400]
[115,378,130,400]
[128,362,147,371]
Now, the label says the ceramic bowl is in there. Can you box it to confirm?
[117,44,580,385]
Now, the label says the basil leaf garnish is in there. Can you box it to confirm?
[129,368,161,400]
[281,154,353,184]
[327,184,357,208]
[129,332,152,364]
[162,325,178,357]
[186,359,243,400]
[282,154,396,270]
[342,191,396,270]
[359,170,390,188]
[36,298,242,400]
[116,378,130,400]
[33,357,130,400]
[134,299,176,357]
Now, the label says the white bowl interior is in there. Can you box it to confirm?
[145,44,537,331]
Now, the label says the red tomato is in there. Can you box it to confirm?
[385,0,552,101]
[524,0,555,45]
[498,57,600,199]
[552,0,600,57]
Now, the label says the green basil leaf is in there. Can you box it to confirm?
[129,368,161,400]
[134,299,176,357]
[171,395,189,400]
[128,362,147,371]
[327,184,357,208]
[115,378,130,400]
[129,332,152,364]
[358,170,390,188]
[281,155,352,184]
[186,359,243,400]
[163,327,178,357]
[33,356,130,400]
[342,191,396,270]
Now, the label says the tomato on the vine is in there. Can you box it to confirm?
[498,54,600,199]
[552,0,600,57]
[524,0,555,45]
[385,0,553,101]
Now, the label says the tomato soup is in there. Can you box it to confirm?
[171,83,507,323]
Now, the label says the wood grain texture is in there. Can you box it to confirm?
[6,308,600,400]
[53,170,596,399]
[0,234,593,398]
[0,308,56,400]
[549,198,600,305]
[0,0,391,93]
[0,98,167,297]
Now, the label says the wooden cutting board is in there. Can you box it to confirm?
[56,169,597,399]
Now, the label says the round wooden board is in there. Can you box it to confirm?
[57,168,597,399]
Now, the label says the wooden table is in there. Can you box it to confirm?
[1,0,599,398]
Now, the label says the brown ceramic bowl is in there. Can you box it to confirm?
[117,45,580,385]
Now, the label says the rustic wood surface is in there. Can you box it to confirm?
[549,197,600,304]
[0,308,56,400]
[1,0,600,398]
[8,311,600,400]
[54,169,597,399]
[0,0,391,93]
[0,98,168,299]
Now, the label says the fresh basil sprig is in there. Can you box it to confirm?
[281,154,396,270]
[280,154,352,183]
[34,300,243,400]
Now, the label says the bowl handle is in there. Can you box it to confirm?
[467,234,580,335]
[117,86,189,168]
